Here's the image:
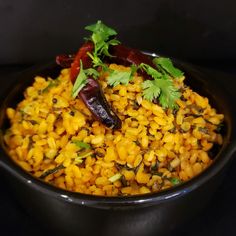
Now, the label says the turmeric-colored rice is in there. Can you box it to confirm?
[3,64,224,196]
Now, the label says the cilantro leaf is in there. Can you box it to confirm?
[107,70,132,87]
[85,20,118,43]
[84,68,100,78]
[153,57,184,78]
[72,140,91,149]
[130,64,138,75]
[141,80,161,101]
[71,61,101,98]
[72,60,88,98]
[140,60,181,109]
[142,77,180,109]
[86,51,104,68]
[85,21,120,67]
[139,63,162,79]
[157,77,181,109]
[108,38,120,46]
[100,39,120,57]
[107,64,137,87]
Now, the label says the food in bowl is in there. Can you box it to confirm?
[3,21,224,196]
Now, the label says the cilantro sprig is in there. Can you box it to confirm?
[85,20,120,67]
[72,60,99,98]
[141,76,180,109]
[139,63,162,79]
[72,20,184,109]
[142,80,161,101]
[72,61,87,98]
[107,70,132,87]
[107,65,137,87]
[153,57,184,78]
[72,21,120,97]
[140,62,181,109]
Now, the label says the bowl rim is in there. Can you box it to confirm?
[0,58,236,208]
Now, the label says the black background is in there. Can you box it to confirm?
[0,0,236,65]
[0,0,236,235]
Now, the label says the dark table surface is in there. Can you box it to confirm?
[0,62,236,236]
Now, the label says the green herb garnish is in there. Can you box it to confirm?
[153,57,184,78]
[85,21,137,87]
[72,60,88,98]
[72,21,120,96]
[84,68,100,77]
[72,140,91,150]
[139,63,162,79]
[107,63,137,86]
[169,177,182,185]
[75,150,94,163]
[107,70,132,86]
[40,164,65,179]
[142,80,161,101]
[157,78,181,109]
[72,21,184,109]
[109,173,122,182]
[85,20,120,67]
[72,61,101,98]
[141,64,181,109]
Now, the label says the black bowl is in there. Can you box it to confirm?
[0,60,236,236]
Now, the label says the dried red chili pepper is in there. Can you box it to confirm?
[56,41,122,129]
[109,44,155,67]
[70,41,94,83]
[55,43,157,128]
[79,78,121,129]
[56,44,156,75]
[56,54,75,68]
[108,44,156,79]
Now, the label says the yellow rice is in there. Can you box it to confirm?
[3,64,224,196]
